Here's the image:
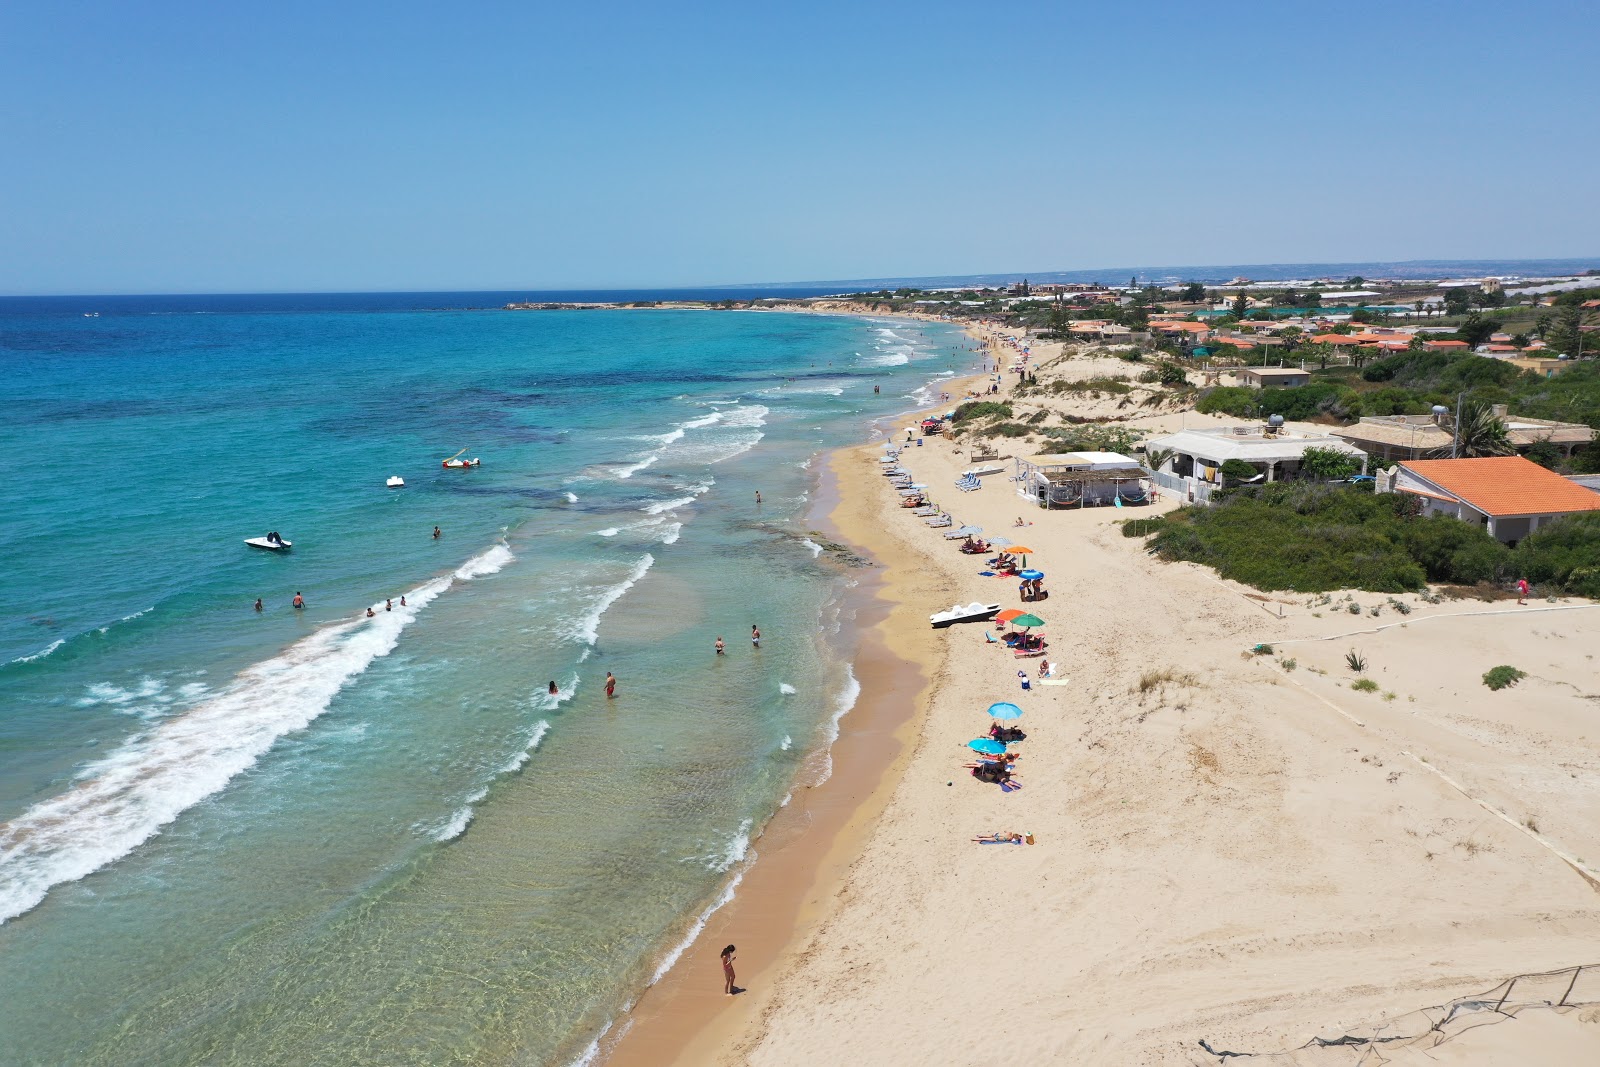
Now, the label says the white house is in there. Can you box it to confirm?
[1143,424,1366,504]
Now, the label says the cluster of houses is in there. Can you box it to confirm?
[1056,313,1580,377]
[1011,411,1599,544]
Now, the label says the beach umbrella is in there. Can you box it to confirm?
[1019,569,1044,581]
[989,536,1012,547]
[968,738,1007,755]
[995,608,1026,622]
[986,702,1024,721]
[1006,546,1036,555]
[1012,613,1045,630]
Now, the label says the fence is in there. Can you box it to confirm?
[1196,962,1600,1064]
[1147,468,1215,506]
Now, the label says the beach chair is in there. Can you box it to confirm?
[925,515,953,528]
[912,505,939,516]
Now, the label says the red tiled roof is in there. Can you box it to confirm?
[1399,456,1600,518]
[1425,340,1471,349]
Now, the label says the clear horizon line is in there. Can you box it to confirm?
[3,255,1597,300]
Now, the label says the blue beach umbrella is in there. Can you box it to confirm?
[986,702,1024,721]
[968,737,1007,755]
[1018,569,1044,581]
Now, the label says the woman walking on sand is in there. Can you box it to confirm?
[720,944,737,995]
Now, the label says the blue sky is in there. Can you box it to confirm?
[3,1,1597,294]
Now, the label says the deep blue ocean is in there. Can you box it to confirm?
[0,295,974,1066]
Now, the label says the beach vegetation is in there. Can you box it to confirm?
[1482,664,1527,691]
[1218,459,1259,483]
[1135,667,1197,694]
[1350,678,1379,692]
[984,422,1033,438]
[952,400,1012,423]
[1345,650,1367,672]
[1039,423,1143,455]
[1299,446,1361,480]
[1124,483,1600,596]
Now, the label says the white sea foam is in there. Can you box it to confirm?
[612,454,659,479]
[433,792,485,842]
[95,606,153,636]
[648,822,756,986]
[568,554,655,645]
[565,492,579,503]
[801,538,824,558]
[642,480,711,514]
[0,542,513,925]
[780,734,793,750]
[596,527,620,537]
[658,522,682,545]
[779,683,797,695]
[816,664,862,785]
[499,719,552,774]
[9,639,65,665]
[455,543,515,581]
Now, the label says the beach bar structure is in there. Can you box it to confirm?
[1014,451,1147,508]
[1143,424,1365,505]
[1334,408,1594,464]
[1377,456,1600,542]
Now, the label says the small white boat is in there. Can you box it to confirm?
[930,601,1001,628]
[962,464,1007,478]
[442,448,481,469]
[244,535,292,551]
[386,476,406,488]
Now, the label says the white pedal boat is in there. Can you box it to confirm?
[245,536,292,551]
[930,601,1001,628]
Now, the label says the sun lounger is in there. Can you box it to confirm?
[925,516,953,528]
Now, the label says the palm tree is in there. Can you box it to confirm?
[1145,447,1175,472]
[1437,400,1514,459]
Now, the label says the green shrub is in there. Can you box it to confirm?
[1195,386,1260,417]
[1300,446,1360,480]
[952,401,1012,423]
[1345,649,1367,672]
[1219,459,1259,482]
[1142,485,1429,593]
[1350,678,1379,692]
[1514,513,1600,598]
[1482,665,1526,691]
[1121,517,1166,537]
[985,422,1032,438]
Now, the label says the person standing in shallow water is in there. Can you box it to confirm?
[714,636,725,655]
[720,944,738,996]
[548,680,558,697]
[750,624,761,648]
[605,672,616,698]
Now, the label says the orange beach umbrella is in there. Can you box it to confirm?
[995,609,1026,622]
[1006,546,1035,555]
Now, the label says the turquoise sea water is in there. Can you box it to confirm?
[0,299,973,1066]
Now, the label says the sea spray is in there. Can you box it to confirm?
[0,543,514,925]
[568,555,654,645]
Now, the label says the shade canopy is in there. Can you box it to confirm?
[995,608,1026,622]
[1007,545,1036,555]
[1018,569,1045,580]
[1011,613,1045,629]
[968,738,1007,755]
[986,702,1024,721]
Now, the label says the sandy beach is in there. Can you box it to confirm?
[599,321,1600,1066]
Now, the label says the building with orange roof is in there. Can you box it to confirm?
[1424,339,1471,350]
[1380,455,1600,541]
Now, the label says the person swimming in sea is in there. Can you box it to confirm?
[433,526,441,539]
[366,607,375,618]
[548,680,558,696]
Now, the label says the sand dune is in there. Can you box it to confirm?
[726,398,1600,1065]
